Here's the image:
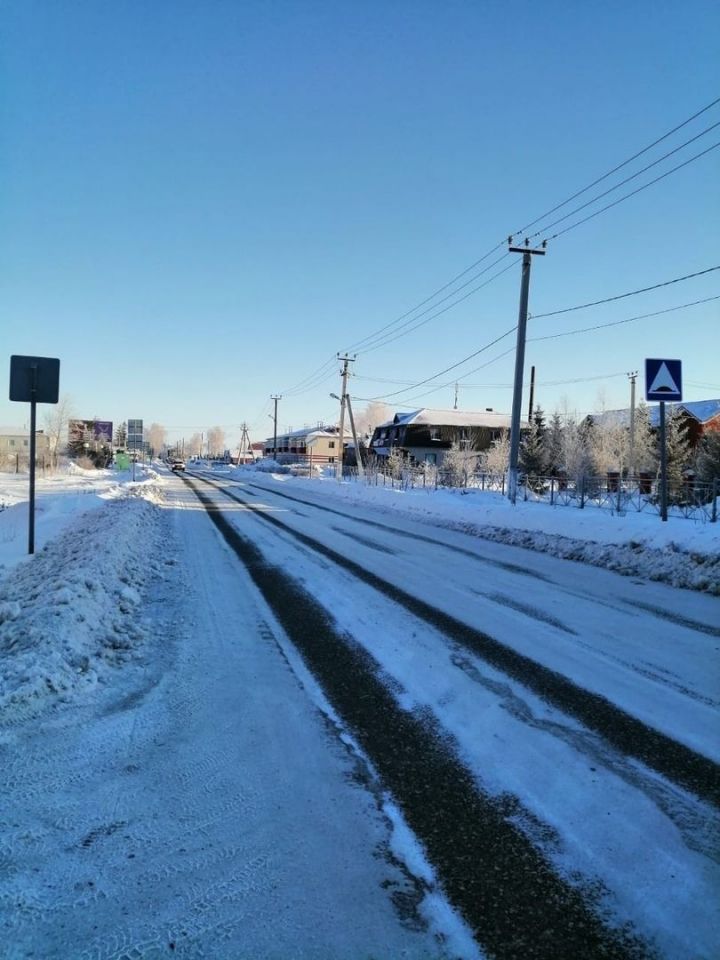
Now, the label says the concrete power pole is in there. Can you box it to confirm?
[507,239,546,503]
[271,395,282,460]
[345,394,364,479]
[627,371,638,478]
[335,355,355,480]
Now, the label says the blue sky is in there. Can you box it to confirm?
[2,0,719,449]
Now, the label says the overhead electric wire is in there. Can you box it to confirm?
[524,119,720,242]
[365,326,517,402]
[532,265,720,319]
[355,258,518,357]
[530,294,720,342]
[543,140,720,242]
[509,94,720,239]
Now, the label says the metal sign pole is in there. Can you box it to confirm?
[29,391,37,554]
[659,401,668,522]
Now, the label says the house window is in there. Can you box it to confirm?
[328,441,335,449]
[9,440,15,446]
[23,440,29,446]
[328,456,335,463]
[430,429,441,440]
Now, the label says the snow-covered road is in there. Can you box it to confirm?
[1,464,718,959]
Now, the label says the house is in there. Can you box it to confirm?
[593,398,720,448]
[369,407,523,466]
[263,425,352,466]
[0,429,51,468]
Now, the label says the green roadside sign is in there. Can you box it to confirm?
[115,453,130,470]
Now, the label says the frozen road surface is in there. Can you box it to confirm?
[1,466,718,959]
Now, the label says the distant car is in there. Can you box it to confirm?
[171,459,186,472]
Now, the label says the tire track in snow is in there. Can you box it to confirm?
[190,475,720,810]
[185,477,651,960]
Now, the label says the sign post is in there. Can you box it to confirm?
[645,358,683,522]
[9,355,60,554]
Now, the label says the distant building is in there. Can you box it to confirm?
[369,407,524,466]
[593,398,720,447]
[263,425,351,466]
[0,429,50,468]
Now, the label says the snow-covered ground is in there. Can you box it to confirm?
[234,463,720,593]
[1,462,718,959]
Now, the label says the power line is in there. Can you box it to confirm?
[526,119,720,242]
[355,258,517,356]
[543,140,720,243]
[532,266,720,319]
[529,294,719,342]
[365,326,517,401]
[511,94,720,239]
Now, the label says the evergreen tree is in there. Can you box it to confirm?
[632,403,657,475]
[519,406,548,479]
[114,421,128,449]
[546,412,564,476]
[662,410,692,493]
[695,431,720,486]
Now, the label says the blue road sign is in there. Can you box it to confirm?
[645,358,682,402]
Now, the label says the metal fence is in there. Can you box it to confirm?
[338,465,718,523]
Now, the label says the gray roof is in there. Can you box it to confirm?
[594,398,719,429]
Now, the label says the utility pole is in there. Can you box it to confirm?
[528,365,536,423]
[270,395,282,460]
[507,238,546,503]
[335,354,355,480]
[345,394,364,479]
[627,371,638,478]
[454,382,459,410]
[238,422,251,464]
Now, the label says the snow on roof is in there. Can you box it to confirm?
[387,407,517,429]
[594,398,720,429]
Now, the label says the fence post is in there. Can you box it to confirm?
[579,477,585,509]
[617,480,622,513]
[712,479,718,523]
[550,476,555,505]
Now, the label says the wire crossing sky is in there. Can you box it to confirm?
[2,1,719,446]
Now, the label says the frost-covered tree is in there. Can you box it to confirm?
[480,430,510,474]
[562,416,595,484]
[43,394,75,466]
[442,441,478,487]
[207,426,226,457]
[187,433,203,457]
[146,423,167,458]
[591,417,627,476]
[386,445,404,479]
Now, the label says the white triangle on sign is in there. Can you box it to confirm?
[649,362,679,394]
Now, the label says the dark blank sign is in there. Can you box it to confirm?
[9,355,60,404]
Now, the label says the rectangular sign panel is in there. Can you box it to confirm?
[645,358,682,402]
[69,419,114,443]
[9,355,60,403]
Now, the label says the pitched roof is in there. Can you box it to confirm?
[383,407,519,429]
[593,398,720,428]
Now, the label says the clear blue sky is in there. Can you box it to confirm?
[2,0,719,449]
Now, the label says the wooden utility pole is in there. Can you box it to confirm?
[507,239,546,503]
[335,355,355,480]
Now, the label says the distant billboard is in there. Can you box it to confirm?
[68,419,114,444]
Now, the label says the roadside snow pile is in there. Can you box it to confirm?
[240,472,720,594]
[0,495,163,724]
[450,520,720,594]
